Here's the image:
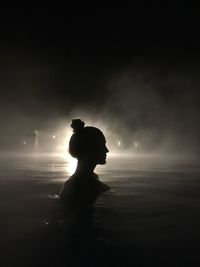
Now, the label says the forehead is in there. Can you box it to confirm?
[85,127,105,138]
[91,132,106,144]
[97,134,106,143]
[85,128,106,144]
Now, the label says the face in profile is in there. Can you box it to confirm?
[69,122,109,165]
[91,133,109,165]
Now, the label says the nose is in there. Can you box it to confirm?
[105,146,109,153]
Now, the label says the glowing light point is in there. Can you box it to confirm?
[34,130,39,148]
[134,142,138,148]
[117,140,121,147]
[23,141,26,145]
[53,135,56,139]
[63,153,77,175]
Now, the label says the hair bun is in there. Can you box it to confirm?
[71,119,85,133]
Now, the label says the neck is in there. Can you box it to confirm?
[75,159,96,175]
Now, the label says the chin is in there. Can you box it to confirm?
[98,159,106,165]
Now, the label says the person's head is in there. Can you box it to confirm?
[69,119,109,165]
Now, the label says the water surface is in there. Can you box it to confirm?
[0,153,200,266]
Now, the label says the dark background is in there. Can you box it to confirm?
[0,7,200,153]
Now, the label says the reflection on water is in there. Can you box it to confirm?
[0,153,200,266]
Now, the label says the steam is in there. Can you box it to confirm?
[0,55,199,156]
[104,63,200,154]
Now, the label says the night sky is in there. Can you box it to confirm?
[0,8,200,152]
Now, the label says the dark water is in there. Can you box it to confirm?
[0,153,200,266]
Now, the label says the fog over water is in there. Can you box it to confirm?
[0,11,200,159]
[1,9,200,266]
[0,55,200,156]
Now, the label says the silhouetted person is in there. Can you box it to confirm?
[40,120,110,266]
[59,119,110,208]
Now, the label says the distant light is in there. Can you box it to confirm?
[53,135,56,139]
[34,130,39,148]
[63,153,77,175]
[34,130,39,136]
[23,141,26,145]
[134,142,138,148]
[117,140,121,147]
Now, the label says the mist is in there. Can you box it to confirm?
[1,54,199,157]
[0,11,200,158]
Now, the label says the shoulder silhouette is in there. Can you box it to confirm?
[60,119,110,207]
